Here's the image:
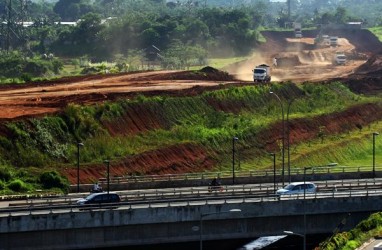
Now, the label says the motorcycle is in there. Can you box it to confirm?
[208,182,223,192]
[90,187,103,193]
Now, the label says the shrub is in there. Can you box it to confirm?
[8,179,28,192]
[39,171,69,191]
[0,167,12,181]
[21,73,32,82]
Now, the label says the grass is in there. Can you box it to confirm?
[368,26,382,42]
[63,81,375,171]
[0,80,381,192]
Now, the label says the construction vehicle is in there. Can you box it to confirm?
[293,22,302,38]
[333,52,347,65]
[330,36,338,47]
[252,64,271,83]
[314,34,330,47]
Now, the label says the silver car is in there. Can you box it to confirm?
[276,182,317,195]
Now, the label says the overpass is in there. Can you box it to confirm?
[0,191,381,249]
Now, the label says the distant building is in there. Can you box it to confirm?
[345,22,363,29]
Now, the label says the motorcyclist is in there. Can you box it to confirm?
[211,178,219,186]
[209,177,223,192]
[92,182,102,192]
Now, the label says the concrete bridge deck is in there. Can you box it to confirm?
[0,192,381,250]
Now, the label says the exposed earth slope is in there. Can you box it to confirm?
[1,29,382,184]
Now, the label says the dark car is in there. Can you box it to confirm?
[76,192,121,207]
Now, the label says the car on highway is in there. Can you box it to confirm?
[76,192,121,207]
[276,182,317,195]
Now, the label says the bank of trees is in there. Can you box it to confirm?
[0,0,381,80]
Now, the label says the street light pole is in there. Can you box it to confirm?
[104,160,110,194]
[199,209,241,250]
[303,166,312,250]
[373,132,379,178]
[76,142,84,193]
[301,163,337,250]
[270,91,285,186]
[286,99,294,183]
[270,153,276,192]
[232,136,239,184]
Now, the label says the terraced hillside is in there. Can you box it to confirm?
[0,28,381,186]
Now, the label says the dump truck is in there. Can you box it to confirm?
[333,51,347,65]
[293,22,302,38]
[330,36,338,47]
[252,64,271,82]
[314,34,330,47]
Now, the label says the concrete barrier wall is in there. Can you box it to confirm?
[0,195,381,249]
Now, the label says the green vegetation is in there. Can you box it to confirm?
[1,0,381,82]
[0,79,380,194]
[369,26,382,42]
[318,212,382,250]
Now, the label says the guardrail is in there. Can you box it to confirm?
[93,165,375,185]
[11,178,382,209]
[2,188,382,217]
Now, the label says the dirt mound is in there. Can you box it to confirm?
[140,67,235,81]
[200,66,220,73]
[277,55,302,68]
[355,53,382,75]
[342,51,382,94]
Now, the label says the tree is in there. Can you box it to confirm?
[334,7,349,24]
[53,0,95,21]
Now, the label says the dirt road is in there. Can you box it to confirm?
[0,70,234,119]
[0,29,380,120]
[226,36,367,82]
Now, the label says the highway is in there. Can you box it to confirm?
[1,178,381,216]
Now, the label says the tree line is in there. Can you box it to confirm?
[0,0,380,79]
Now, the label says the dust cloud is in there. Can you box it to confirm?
[224,52,271,81]
[224,37,364,83]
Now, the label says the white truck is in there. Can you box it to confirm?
[330,36,338,47]
[252,64,271,83]
[314,34,330,47]
[293,22,302,38]
[333,52,347,65]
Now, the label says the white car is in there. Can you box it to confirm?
[276,182,317,195]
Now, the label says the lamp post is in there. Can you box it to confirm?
[284,231,305,250]
[373,132,379,178]
[302,163,337,250]
[232,136,239,184]
[76,142,84,193]
[104,160,110,194]
[270,153,276,192]
[270,91,285,186]
[286,99,294,183]
[303,166,312,250]
[199,209,241,250]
